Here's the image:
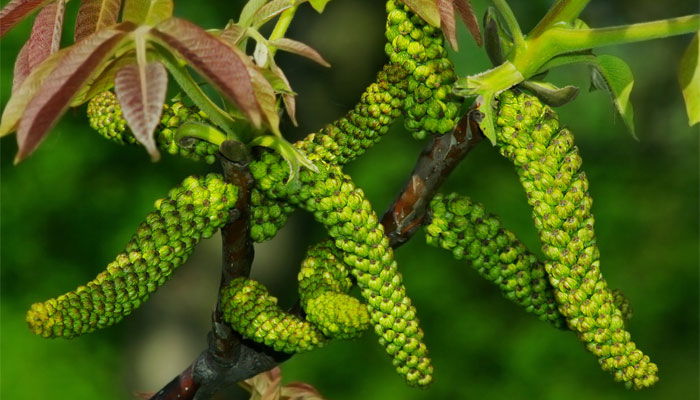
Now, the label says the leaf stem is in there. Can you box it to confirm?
[176,121,229,147]
[491,0,525,49]
[268,5,298,57]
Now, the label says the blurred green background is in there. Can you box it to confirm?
[1,0,698,399]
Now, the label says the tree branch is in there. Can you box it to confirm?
[149,110,484,400]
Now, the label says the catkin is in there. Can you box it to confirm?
[26,174,238,338]
[298,241,370,340]
[221,277,327,353]
[494,89,657,389]
[87,91,219,164]
[426,193,566,328]
[250,152,433,387]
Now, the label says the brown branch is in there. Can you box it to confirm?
[149,111,484,399]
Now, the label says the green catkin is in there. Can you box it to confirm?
[87,91,219,164]
[221,277,327,353]
[494,89,658,389]
[298,241,370,340]
[425,193,566,328]
[385,0,460,140]
[26,174,238,339]
[250,152,433,388]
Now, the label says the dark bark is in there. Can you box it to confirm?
[150,113,484,399]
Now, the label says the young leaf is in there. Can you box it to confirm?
[74,0,123,42]
[71,53,136,105]
[400,0,440,28]
[0,0,52,38]
[269,38,330,67]
[483,7,504,66]
[436,0,457,50]
[519,80,579,107]
[249,65,280,135]
[12,0,65,91]
[219,24,246,47]
[150,18,262,127]
[678,31,699,126]
[14,24,134,162]
[238,0,267,27]
[590,54,636,138]
[453,0,481,46]
[271,65,297,125]
[122,0,173,26]
[252,0,292,28]
[2,49,65,137]
[114,62,168,160]
[307,0,331,13]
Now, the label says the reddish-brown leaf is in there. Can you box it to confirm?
[400,0,440,28]
[453,0,482,46]
[74,0,123,42]
[13,39,32,93]
[249,64,280,135]
[0,0,51,37]
[114,62,168,160]
[71,53,136,105]
[436,0,457,50]
[270,38,330,67]
[251,0,292,27]
[151,18,262,127]
[13,0,65,91]
[15,23,134,162]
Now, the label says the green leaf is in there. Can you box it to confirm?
[519,80,579,107]
[308,0,331,13]
[400,0,441,28]
[239,0,267,27]
[249,135,318,183]
[678,31,699,126]
[590,54,636,138]
[122,0,173,26]
[473,92,497,144]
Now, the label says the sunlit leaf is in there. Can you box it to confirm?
[436,0,457,50]
[123,0,173,26]
[252,0,292,27]
[114,61,168,160]
[0,0,52,38]
[74,0,122,41]
[678,31,699,126]
[269,38,330,67]
[590,54,636,138]
[150,18,262,127]
[308,0,331,14]
[1,49,65,137]
[453,0,481,46]
[249,64,280,135]
[219,24,246,47]
[14,23,134,162]
[400,0,440,28]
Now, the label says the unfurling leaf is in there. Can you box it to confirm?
[0,0,52,38]
[453,0,481,46]
[250,135,318,183]
[269,38,330,67]
[114,62,168,160]
[14,23,134,163]
[483,7,503,66]
[249,65,281,135]
[74,0,123,42]
[678,31,699,126]
[252,0,293,27]
[13,0,65,91]
[400,0,440,28]
[122,0,173,26]
[519,80,579,107]
[151,18,262,127]
[436,0,457,50]
[271,65,297,125]
[590,54,636,138]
